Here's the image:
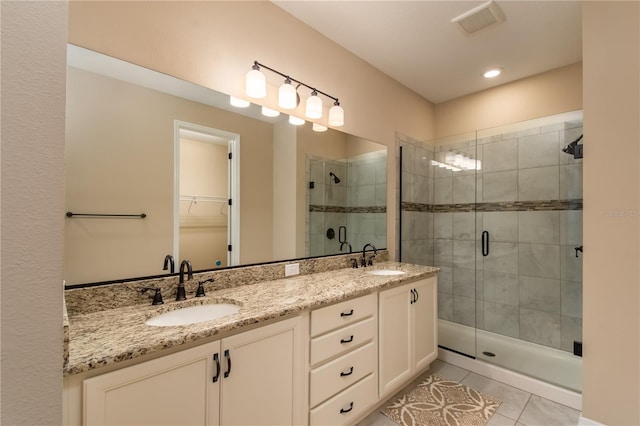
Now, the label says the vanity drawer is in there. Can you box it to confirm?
[309,373,377,426]
[311,293,376,337]
[310,341,376,408]
[310,317,375,366]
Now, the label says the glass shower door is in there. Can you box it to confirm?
[399,132,480,358]
[475,114,584,392]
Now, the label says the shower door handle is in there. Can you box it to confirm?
[338,226,347,243]
[482,231,489,256]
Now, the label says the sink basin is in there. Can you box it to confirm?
[145,304,240,327]
[366,269,406,276]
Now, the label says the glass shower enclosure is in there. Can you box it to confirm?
[399,111,583,392]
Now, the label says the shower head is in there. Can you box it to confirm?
[562,134,583,159]
[329,172,341,184]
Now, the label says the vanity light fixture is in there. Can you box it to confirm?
[436,150,481,172]
[483,67,503,78]
[312,123,328,132]
[229,96,250,108]
[246,60,344,126]
[261,106,280,117]
[279,78,298,109]
[246,63,266,98]
[328,100,344,127]
[288,115,305,126]
[305,90,323,119]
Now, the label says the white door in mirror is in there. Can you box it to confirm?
[145,304,240,327]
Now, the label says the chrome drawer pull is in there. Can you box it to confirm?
[340,335,354,344]
[340,309,354,317]
[340,366,354,377]
[340,402,354,414]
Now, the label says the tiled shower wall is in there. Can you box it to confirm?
[308,151,387,257]
[400,117,583,354]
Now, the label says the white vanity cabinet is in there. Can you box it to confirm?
[308,293,378,426]
[378,276,438,397]
[82,316,305,426]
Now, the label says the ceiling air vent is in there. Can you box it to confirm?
[451,0,505,36]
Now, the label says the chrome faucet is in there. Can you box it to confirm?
[177,260,193,301]
[163,254,175,274]
[340,241,352,253]
[361,243,377,267]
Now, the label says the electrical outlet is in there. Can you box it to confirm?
[285,263,300,277]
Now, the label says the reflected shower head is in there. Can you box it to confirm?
[562,134,583,159]
[329,172,341,184]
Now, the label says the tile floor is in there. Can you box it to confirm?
[357,359,581,426]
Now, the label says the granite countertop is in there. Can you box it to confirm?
[65,261,438,376]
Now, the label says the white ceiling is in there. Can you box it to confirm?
[273,1,582,104]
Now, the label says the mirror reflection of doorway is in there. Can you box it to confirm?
[174,121,240,270]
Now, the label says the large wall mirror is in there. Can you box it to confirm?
[65,45,387,286]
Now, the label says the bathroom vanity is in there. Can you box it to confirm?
[63,259,438,425]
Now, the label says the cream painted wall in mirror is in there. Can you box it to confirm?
[65,65,275,284]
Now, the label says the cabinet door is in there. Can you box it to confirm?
[412,277,438,371]
[84,341,220,426]
[378,283,412,397]
[220,316,304,426]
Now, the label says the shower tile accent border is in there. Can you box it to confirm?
[309,204,387,213]
[402,199,583,213]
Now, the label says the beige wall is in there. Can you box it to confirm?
[582,2,640,424]
[68,0,437,260]
[435,62,583,138]
[0,1,67,424]
[3,1,638,424]
[65,68,275,283]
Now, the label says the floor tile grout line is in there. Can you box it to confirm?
[514,394,533,425]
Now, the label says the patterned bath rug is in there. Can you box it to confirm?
[381,374,501,426]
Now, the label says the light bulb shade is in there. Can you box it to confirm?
[312,123,328,132]
[279,82,298,109]
[230,96,250,108]
[288,115,305,126]
[261,106,280,117]
[305,94,323,119]
[328,104,344,127]
[453,154,464,166]
[445,152,455,164]
[462,156,472,169]
[246,69,266,98]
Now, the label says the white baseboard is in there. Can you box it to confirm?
[438,348,583,411]
[579,415,607,426]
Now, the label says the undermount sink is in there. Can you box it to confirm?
[145,303,240,327]
[365,269,406,276]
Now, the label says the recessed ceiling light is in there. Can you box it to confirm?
[483,68,503,79]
